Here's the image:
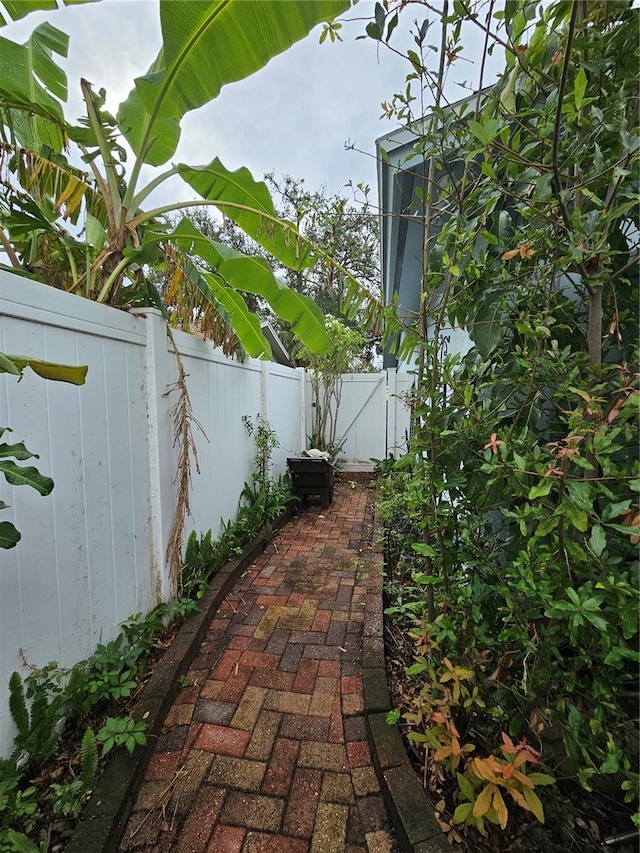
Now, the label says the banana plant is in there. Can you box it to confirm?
[0,0,364,358]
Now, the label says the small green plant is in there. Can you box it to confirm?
[0,827,47,853]
[242,414,280,498]
[8,673,61,768]
[96,716,147,756]
[49,779,85,819]
[83,636,138,704]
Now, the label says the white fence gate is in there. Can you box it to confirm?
[0,269,410,755]
[326,371,411,470]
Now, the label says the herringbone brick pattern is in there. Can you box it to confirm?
[119,475,399,853]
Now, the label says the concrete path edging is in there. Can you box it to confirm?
[361,547,450,853]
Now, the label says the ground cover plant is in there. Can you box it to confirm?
[370,0,639,849]
[0,599,196,853]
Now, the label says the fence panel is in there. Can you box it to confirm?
[326,371,412,469]
[0,274,156,754]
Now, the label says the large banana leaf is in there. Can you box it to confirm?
[0,353,88,384]
[117,0,351,166]
[0,23,68,150]
[182,257,272,358]
[167,218,331,354]
[0,0,98,26]
[178,159,319,272]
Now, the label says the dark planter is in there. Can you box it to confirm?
[287,457,335,508]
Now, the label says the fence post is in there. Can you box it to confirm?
[130,308,175,604]
[386,369,397,457]
[260,360,268,419]
[297,367,307,452]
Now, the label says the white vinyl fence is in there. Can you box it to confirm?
[0,270,410,755]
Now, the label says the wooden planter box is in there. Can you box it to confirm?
[287,457,335,508]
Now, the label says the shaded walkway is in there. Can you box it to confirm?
[120,475,400,853]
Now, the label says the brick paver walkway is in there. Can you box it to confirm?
[120,475,399,853]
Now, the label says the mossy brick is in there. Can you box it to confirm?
[118,808,162,850]
[351,766,380,798]
[242,832,308,852]
[263,689,311,714]
[231,685,268,730]
[320,772,355,805]
[364,829,396,853]
[361,635,385,668]
[208,755,267,791]
[311,802,349,853]
[169,749,214,815]
[245,709,282,760]
[220,791,285,831]
[298,741,348,772]
[66,814,128,853]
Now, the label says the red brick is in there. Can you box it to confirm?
[175,684,201,705]
[180,722,204,761]
[283,767,321,838]
[211,649,243,680]
[145,750,181,781]
[346,741,371,768]
[206,825,245,853]
[318,660,340,678]
[239,650,280,670]
[195,724,250,757]
[257,595,290,607]
[249,669,296,691]
[341,675,363,695]
[291,658,320,694]
[261,738,300,796]
[174,785,225,851]
[311,610,332,632]
[228,635,264,651]
[286,592,306,608]
[218,666,253,703]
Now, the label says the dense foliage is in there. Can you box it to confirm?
[373,0,639,843]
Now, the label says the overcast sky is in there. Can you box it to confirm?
[2,0,503,209]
